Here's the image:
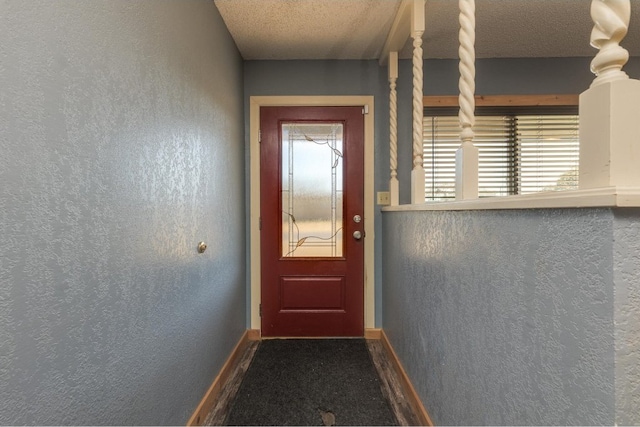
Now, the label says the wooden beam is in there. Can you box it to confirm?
[379,0,412,66]
[424,94,579,108]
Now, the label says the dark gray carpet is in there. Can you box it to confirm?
[224,339,398,426]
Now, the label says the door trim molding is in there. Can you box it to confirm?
[249,96,375,332]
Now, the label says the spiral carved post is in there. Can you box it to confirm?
[580,0,640,189]
[590,0,630,87]
[455,0,478,200]
[411,0,426,204]
[389,51,399,206]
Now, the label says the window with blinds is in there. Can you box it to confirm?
[423,113,579,201]
[517,115,579,194]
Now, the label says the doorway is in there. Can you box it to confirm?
[249,96,375,336]
[260,106,364,336]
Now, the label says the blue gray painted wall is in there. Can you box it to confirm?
[0,2,245,425]
[612,209,640,425]
[382,208,640,425]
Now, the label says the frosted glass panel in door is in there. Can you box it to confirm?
[281,123,343,257]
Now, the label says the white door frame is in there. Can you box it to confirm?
[249,96,375,332]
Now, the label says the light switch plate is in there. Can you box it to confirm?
[377,191,390,205]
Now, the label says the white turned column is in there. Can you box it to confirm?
[455,0,479,200]
[389,51,400,206]
[580,0,640,189]
[590,0,630,87]
[411,0,426,204]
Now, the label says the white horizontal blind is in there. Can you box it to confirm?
[423,114,579,201]
[423,117,458,201]
[516,115,579,194]
[423,116,515,201]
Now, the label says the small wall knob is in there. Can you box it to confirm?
[197,242,207,253]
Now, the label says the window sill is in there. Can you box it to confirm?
[381,187,640,212]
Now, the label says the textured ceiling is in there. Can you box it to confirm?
[214,0,401,60]
[412,0,640,59]
[215,0,640,60]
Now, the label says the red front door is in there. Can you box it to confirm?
[260,106,365,337]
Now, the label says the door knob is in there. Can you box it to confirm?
[353,230,362,240]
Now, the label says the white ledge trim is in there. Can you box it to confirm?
[382,187,640,212]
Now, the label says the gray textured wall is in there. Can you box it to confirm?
[613,209,640,425]
[382,208,625,425]
[0,1,245,425]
